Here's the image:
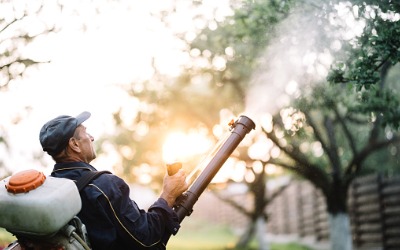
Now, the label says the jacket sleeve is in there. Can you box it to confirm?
[94,174,180,248]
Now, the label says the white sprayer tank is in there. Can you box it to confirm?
[0,169,82,236]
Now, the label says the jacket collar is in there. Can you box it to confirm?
[53,161,97,173]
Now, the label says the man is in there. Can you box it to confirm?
[39,111,188,249]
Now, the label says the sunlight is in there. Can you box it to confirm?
[162,131,213,164]
[1,0,235,173]
[244,170,255,183]
[162,126,252,185]
[280,107,306,133]
[212,158,236,183]
[331,2,366,41]
[133,163,153,185]
[230,160,247,182]
[248,133,273,162]
[265,163,282,175]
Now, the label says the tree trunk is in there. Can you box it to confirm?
[255,216,269,250]
[235,216,270,250]
[328,213,352,250]
[235,221,255,248]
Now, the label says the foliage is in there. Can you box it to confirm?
[107,0,295,179]
[173,0,400,248]
[265,83,400,214]
[0,228,16,248]
[327,0,400,128]
[0,1,59,90]
[105,0,400,248]
[0,1,61,172]
[187,0,293,106]
[106,72,228,187]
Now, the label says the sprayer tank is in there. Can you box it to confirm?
[0,170,81,236]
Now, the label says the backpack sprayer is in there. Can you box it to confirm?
[0,115,255,250]
[0,170,90,250]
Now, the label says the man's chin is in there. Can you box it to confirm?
[88,153,97,163]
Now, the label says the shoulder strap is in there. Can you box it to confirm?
[76,171,112,192]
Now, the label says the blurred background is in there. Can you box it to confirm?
[1,0,399,249]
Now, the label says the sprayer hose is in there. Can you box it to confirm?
[72,232,91,250]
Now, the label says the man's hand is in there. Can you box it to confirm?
[166,162,182,176]
[160,169,188,207]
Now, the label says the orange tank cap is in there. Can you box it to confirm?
[6,169,46,194]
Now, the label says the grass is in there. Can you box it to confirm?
[0,220,312,250]
[0,228,16,248]
[168,219,236,250]
[167,218,312,250]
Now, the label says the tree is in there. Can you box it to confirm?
[0,1,60,175]
[183,1,400,249]
[103,0,289,183]
[106,1,296,249]
[106,0,400,249]
[212,167,293,250]
[328,0,400,128]
[265,83,400,250]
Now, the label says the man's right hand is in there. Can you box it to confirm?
[160,169,188,207]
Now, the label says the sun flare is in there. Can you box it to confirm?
[162,131,213,164]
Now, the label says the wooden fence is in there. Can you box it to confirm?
[190,174,400,249]
[349,174,400,250]
[267,181,329,241]
[266,174,400,249]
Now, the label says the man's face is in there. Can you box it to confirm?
[74,125,97,163]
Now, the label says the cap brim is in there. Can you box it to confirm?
[76,111,91,125]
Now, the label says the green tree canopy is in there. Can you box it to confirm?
[328,0,400,128]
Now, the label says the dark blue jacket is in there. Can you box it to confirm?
[51,162,180,250]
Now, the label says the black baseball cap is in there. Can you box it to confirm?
[39,111,91,156]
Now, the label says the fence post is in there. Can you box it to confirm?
[283,186,290,234]
[348,177,360,247]
[377,174,387,249]
[313,188,320,241]
[297,182,304,238]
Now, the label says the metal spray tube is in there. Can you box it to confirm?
[173,115,255,222]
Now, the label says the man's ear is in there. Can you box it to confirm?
[68,137,81,153]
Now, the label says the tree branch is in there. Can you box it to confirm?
[324,116,342,176]
[0,14,26,34]
[268,178,292,203]
[263,120,319,171]
[267,159,330,197]
[212,190,252,218]
[304,113,336,166]
[345,135,400,183]
[332,105,357,156]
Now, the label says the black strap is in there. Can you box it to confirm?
[76,171,112,192]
